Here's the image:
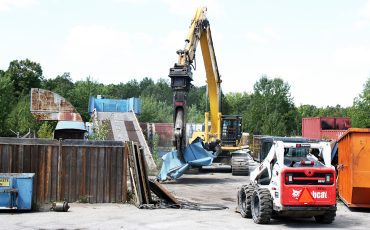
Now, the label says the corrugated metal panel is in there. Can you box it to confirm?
[302,117,351,140]
[302,118,321,139]
[30,88,82,121]
[321,130,346,140]
[0,138,127,206]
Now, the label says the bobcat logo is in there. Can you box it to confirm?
[292,189,302,199]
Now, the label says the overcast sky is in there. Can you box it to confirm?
[1,0,370,107]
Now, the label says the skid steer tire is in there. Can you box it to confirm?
[251,187,272,224]
[239,184,254,218]
[314,210,336,224]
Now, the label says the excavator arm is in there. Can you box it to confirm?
[169,7,222,155]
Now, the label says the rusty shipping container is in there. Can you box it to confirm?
[0,138,128,207]
[302,117,351,140]
[338,128,370,208]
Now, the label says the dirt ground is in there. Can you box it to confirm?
[1,167,370,230]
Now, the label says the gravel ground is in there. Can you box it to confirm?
[1,167,369,230]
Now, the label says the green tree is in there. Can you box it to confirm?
[141,78,172,104]
[350,77,370,128]
[318,105,349,117]
[245,76,299,136]
[122,79,141,98]
[139,77,155,92]
[188,85,207,111]
[6,96,40,136]
[69,77,107,121]
[139,96,172,123]
[0,74,16,135]
[186,104,203,123]
[89,120,109,140]
[298,104,320,118]
[223,92,250,115]
[37,122,54,139]
[42,72,74,99]
[5,59,43,99]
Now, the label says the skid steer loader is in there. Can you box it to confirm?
[237,140,336,224]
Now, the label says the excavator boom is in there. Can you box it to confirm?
[169,7,221,154]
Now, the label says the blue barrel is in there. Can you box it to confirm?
[0,173,35,210]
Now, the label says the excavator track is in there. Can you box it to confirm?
[231,155,249,176]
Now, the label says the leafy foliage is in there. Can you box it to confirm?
[37,122,55,139]
[89,120,109,140]
[244,76,300,136]
[187,104,204,123]
[140,96,172,123]
[6,96,40,136]
[350,77,370,128]
[42,72,74,99]
[68,77,107,121]
[0,59,365,138]
[0,74,15,135]
[5,59,43,99]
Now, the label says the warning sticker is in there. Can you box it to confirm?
[0,178,10,187]
[298,188,314,203]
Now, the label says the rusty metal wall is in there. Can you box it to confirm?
[0,138,127,206]
[30,88,83,121]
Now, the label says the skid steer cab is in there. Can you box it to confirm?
[237,140,336,224]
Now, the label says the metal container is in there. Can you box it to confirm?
[0,173,35,210]
[302,117,350,140]
[51,201,70,212]
[338,128,370,208]
[88,96,142,115]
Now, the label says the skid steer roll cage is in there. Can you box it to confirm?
[250,141,333,183]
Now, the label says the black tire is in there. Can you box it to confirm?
[314,210,336,224]
[251,187,273,224]
[239,185,254,218]
[231,156,249,176]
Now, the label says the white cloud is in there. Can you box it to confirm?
[57,25,159,83]
[354,0,370,29]
[0,0,38,11]
[244,28,281,45]
[334,46,370,66]
[359,0,370,18]
[353,19,370,30]
[112,0,149,4]
[161,0,224,17]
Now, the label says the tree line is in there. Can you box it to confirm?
[0,59,369,138]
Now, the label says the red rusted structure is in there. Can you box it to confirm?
[302,117,351,140]
[30,88,83,121]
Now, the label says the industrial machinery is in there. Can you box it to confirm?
[0,173,35,210]
[168,7,249,175]
[237,139,336,224]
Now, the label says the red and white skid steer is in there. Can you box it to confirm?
[237,140,336,224]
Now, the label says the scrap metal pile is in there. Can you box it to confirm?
[157,138,216,181]
[126,141,180,208]
[126,141,228,211]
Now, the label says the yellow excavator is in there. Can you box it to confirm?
[168,7,250,175]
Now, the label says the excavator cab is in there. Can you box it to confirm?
[220,115,242,146]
